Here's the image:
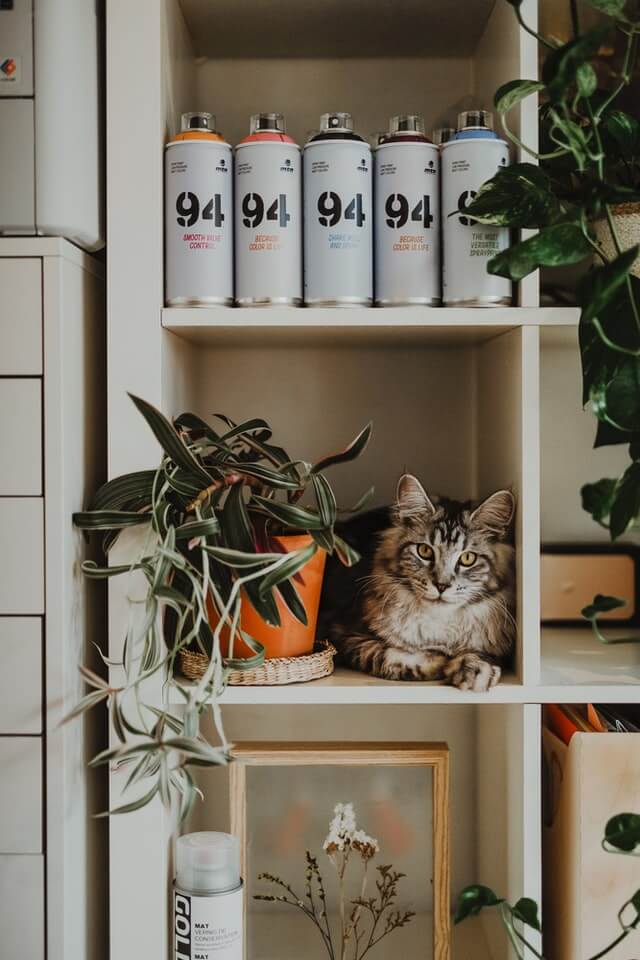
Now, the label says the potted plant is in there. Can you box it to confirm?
[460,0,640,636]
[70,394,372,815]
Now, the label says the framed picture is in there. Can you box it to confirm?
[230,741,450,960]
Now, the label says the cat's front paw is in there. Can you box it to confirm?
[444,653,501,692]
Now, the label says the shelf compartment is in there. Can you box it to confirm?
[541,627,640,687]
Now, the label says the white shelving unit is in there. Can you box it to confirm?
[105,2,636,959]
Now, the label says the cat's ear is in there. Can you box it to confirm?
[396,474,435,519]
[470,490,515,534]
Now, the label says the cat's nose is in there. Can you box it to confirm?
[435,581,449,594]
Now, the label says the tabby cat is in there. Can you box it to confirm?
[317,475,515,692]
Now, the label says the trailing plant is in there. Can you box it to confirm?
[255,802,414,960]
[455,811,640,959]
[70,395,372,818]
[459,0,640,637]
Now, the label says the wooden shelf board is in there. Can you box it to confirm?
[169,667,639,705]
[162,306,580,347]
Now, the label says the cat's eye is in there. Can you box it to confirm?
[459,551,477,567]
[416,543,434,561]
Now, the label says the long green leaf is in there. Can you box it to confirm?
[581,247,640,325]
[221,484,280,626]
[129,393,212,486]
[175,517,221,540]
[488,223,591,281]
[312,473,337,528]
[92,470,156,511]
[252,495,325,530]
[73,509,150,531]
[459,163,563,229]
[277,578,308,626]
[494,79,544,115]
[203,545,284,568]
[257,542,317,598]
[95,783,159,818]
[311,422,373,474]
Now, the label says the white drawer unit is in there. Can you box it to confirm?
[0,238,105,960]
[0,258,42,375]
[0,497,44,614]
[0,855,45,959]
[0,379,42,495]
[0,618,42,734]
[0,737,42,854]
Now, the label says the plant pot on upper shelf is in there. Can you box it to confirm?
[593,203,640,278]
[209,533,327,660]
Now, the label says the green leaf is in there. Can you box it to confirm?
[603,109,640,156]
[311,422,373,474]
[603,813,640,853]
[218,417,270,443]
[174,517,221,541]
[581,477,617,526]
[583,0,627,17]
[221,484,280,626]
[576,63,598,97]
[91,470,156,511]
[460,163,564,229]
[95,783,159,818]
[512,897,542,931]
[277,578,308,626]
[61,688,110,724]
[312,473,337,529]
[580,246,640,322]
[73,509,150,531]
[579,272,640,403]
[610,462,640,539]
[334,534,361,568]
[454,885,504,924]
[594,419,639,449]
[235,462,301,490]
[128,393,212,486]
[203,545,283,568]
[257,542,317,599]
[542,27,611,102]
[582,594,627,619]
[252,496,325,531]
[591,360,640,434]
[488,224,591,281]
[494,79,544,114]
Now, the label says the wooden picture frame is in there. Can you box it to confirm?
[229,741,450,960]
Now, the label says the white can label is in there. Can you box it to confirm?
[174,888,243,960]
[165,140,233,305]
[374,141,440,305]
[234,142,302,304]
[442,137,512,305]
[304,140,373,305]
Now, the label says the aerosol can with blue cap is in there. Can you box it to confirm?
[441,110,512,307]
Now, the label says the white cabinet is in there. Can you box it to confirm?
[0,738,42,853]
[0,855,45,959]
[0,498,44,614]
[0,380,42,494]
[0,258,42,374]
[0,618,42,734]
[0,238,105,960]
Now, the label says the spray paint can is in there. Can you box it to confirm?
[165,112,233,307]
[374,115,440,307]
[304,113,373,307]
[234,113,302,306]
[432,127,457,146]
[442,110,511,307]
[174,832,243,960]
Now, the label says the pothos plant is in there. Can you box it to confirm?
[70,394,372,818]
[455,812,640,959]
[460,0,640,639]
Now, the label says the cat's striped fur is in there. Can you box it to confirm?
[317,475,515,692]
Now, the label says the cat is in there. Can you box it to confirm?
[317,474,516,692]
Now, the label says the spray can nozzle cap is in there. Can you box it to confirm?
[181,111,216,133]
[320,112,354,133]
[432,126,457,145]
[457,110,494,132]
[176,832,241,895]
[389,114,425,135]
[250,112,286,134]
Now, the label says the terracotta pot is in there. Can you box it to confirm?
[209,534,327,661]
[593,202,640,278]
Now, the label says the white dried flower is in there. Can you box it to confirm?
[351,829,379,860]
[323,802,357,853]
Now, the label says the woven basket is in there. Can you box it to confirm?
[178,640,336,686]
